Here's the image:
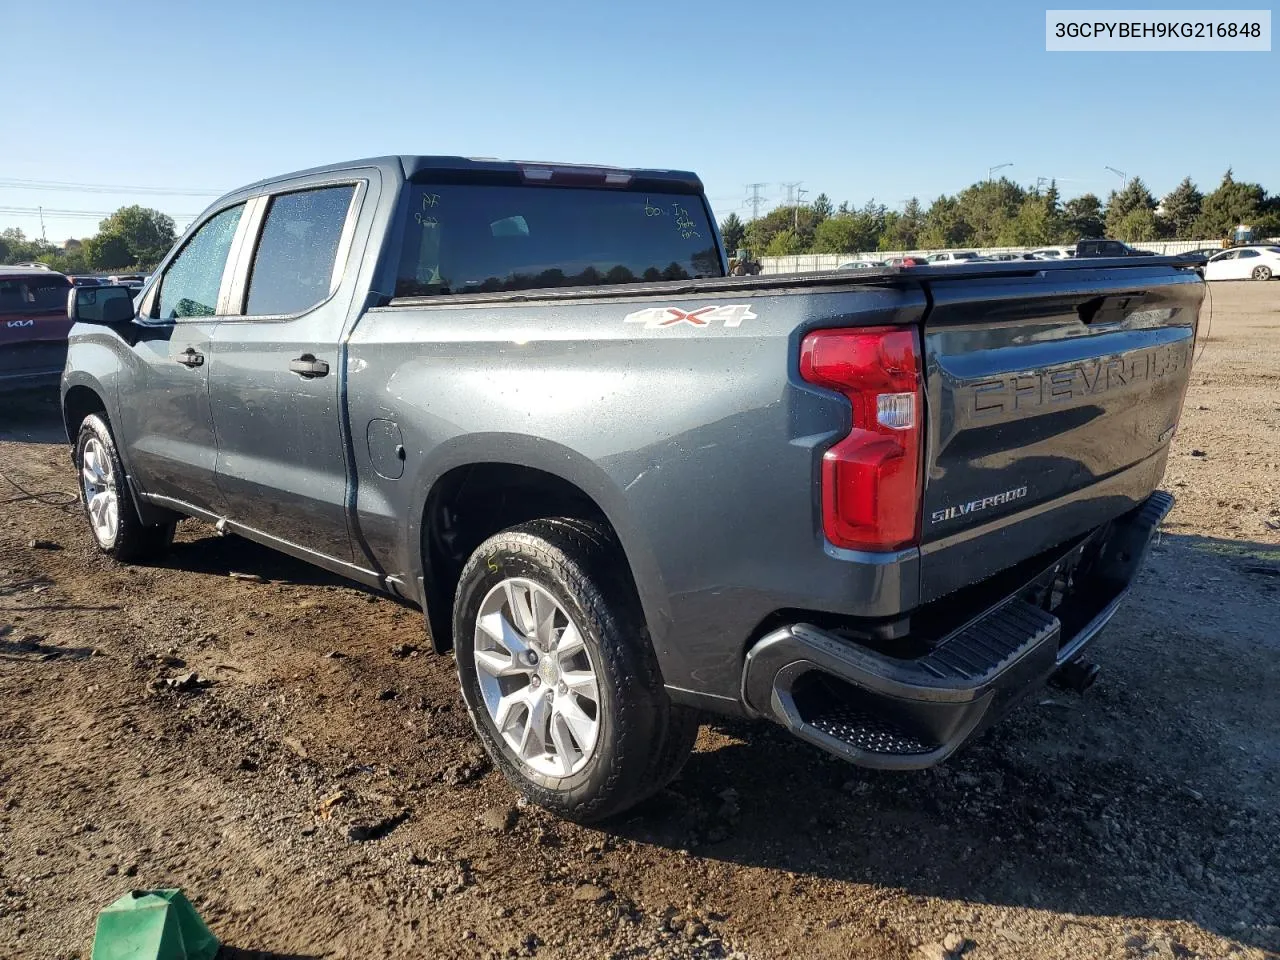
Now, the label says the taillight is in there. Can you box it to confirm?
[799,326,923,552]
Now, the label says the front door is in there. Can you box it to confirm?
[119,203,248,515]
[209,182,364,562]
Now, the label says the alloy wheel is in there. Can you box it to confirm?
[473,577,601,777]
[81,437,119,546]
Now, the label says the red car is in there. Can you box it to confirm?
[0,267,74,392]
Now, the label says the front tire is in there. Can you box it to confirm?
[75,414,175,563]
[1253,265,1273,281]
[453,518,696,822]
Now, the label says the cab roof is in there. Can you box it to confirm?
[227,156,704,200]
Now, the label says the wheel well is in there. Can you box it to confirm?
[63,386,107,444]
[420,463,623,653]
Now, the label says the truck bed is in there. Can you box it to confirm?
[356,255,1202,707]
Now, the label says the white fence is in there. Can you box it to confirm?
[759,239,1224,275]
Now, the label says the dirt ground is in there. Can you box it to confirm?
[1,280,1277,960]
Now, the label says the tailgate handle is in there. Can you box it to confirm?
[1078,292,1146,326]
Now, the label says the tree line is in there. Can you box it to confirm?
[719,170,1280,257]
[0,206,177,274]
[4,170,1277,272]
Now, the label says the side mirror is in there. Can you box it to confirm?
[68,285,136,326]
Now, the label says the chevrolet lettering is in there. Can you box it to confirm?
[969,341,1193,418]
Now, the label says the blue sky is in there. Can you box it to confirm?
[2,0,1274,242]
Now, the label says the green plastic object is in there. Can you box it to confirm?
[90,889,219,960]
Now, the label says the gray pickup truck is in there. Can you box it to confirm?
[62,156,1203,821]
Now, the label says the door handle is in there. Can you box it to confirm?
[289,354,329,378]
[176,347,204,368]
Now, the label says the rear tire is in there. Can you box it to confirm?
[453,518,697,822]
[1253,265,1272,281]
[75,414,175,563]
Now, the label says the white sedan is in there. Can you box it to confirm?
[1203,245,1280,281]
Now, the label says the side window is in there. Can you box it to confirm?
[244,185,355,317]
[1237,249,1260,259]
[155,204,244,320]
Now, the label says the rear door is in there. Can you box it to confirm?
[916,262,1202,600]
[208,176,372,562]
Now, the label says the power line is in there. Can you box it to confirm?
[0,205,200,220]
[0,177,224,197]
[744,183,769,221]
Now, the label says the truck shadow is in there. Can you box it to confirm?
[610,535,1279,951]
[162,532,356,591]
[0,388,66,444]
[618,720,1272,950]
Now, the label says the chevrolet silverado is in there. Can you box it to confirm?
[61,156,1203,820]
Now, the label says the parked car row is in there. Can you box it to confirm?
[835,239,1279,281]
[68,273,149,293]
[837,242,1147,270]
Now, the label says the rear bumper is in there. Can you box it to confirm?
[741,490,1172,769]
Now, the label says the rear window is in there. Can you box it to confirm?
[245,185,355,316]
[0,275,71,315]
[395,184,721,297]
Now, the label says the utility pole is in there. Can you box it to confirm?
[1104,166,1127,189]
[793,185,808,231]
[38,206,46,242]
[744,183,769,221]
[987,163,1013,183]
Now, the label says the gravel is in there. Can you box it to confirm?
[1,282,1277,959]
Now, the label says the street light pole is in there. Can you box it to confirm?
[988,162,1013,183]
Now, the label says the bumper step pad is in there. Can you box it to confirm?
[917,600,1060,683]
[806,705,936,756]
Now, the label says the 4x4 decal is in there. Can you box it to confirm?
[623,304,756,329]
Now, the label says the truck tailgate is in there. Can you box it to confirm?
[917,263,1202,601]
